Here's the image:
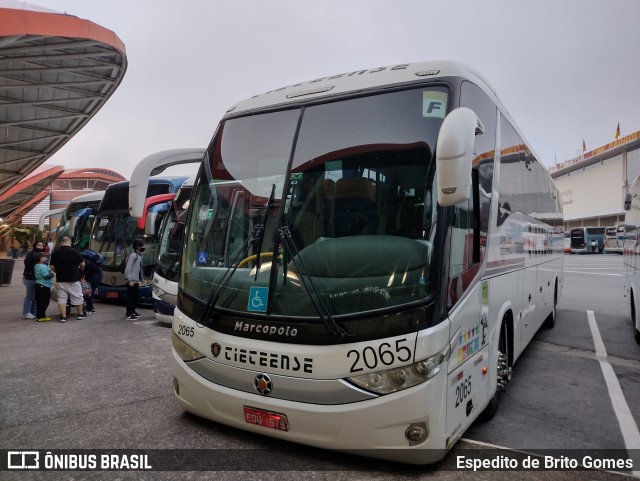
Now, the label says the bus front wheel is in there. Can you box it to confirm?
[478,318,510,422]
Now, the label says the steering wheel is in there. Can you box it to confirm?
[237,252,275,268]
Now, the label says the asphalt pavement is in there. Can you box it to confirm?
[0,257,635,480]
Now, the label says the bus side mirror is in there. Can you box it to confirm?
[145,212,158,236]
[436,107,484,207]
[625,193,632,211]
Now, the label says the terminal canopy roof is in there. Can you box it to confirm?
[0,163,63,237]
[0,0,127,200]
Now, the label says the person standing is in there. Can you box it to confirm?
[81,252,103,314]
[46,238,55,255]
[49,237,85,323]
[34,253,54,322]
[124,239,144,320]
[22,240,45,319]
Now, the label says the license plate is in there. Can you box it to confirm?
[243,406,289,432]
[106,292,118,299]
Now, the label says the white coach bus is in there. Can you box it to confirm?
[171,60,564,464]
[624,179,640,343]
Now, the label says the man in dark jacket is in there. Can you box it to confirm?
[22,240,45,319]
[49,237,85,323]
[81,253,103,314]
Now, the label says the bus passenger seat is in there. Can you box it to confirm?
[323,179,336,199]
[395,202,424,238]
[333,178,377,236]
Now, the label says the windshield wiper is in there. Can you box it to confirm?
[97,221,115,259]
[278,226,351,340]
[198,236,254,326]
[198,187,276,326]
[253,184,275,280]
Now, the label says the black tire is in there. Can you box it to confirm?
[635,329,640,345]
[478,320,508,422]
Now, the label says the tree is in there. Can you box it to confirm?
[11,226,42,246]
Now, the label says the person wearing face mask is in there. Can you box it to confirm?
[124,238,145,320]
[22,240,46,319]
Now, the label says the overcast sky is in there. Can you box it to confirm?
[30,0,640,178]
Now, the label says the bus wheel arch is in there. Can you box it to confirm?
[542,278,558,329]
[631,288,640,344]
[631,287,636,326]
[478,310,513,422]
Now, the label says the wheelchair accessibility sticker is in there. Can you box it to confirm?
[247,286,269,313]
[197,250,208,265]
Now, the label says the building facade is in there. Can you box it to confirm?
[550,131,640,231]
[23,168,125,228]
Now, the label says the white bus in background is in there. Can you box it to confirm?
[91,176,187,304]
[39,190,105,250]
[153,177,196,323]
[171,61,563,464]
[624,181,640,343]
[604,225,625,254]
[570,226,605,254]
[128,149,204,323]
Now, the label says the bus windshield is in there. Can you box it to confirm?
[93,212,156,267]
[183,86,445,319]
[156,184,192,281]
[91,183,169,274]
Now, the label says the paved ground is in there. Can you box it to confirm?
[0,257,634,480]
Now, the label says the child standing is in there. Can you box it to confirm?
[34,253,54,322]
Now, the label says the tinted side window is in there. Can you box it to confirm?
[460,81,496,252]
[460,81,496,195]
[498,116,560,228]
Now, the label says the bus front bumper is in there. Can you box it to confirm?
[172,350,449,465]
[152,295,175,325]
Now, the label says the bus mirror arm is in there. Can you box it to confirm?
[435,107,484,207]
[145,212,158,236]
[625,193,632,211]
[68,216,79,240]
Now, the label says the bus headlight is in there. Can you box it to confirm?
[172,332,205,361]
[347,344,450,395]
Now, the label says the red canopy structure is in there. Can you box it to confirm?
[0,0,127,202]
[0,163,64,237]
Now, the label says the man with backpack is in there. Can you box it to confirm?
[49,237,85,323]
[81,250,104,314]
